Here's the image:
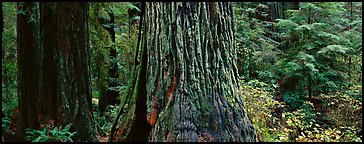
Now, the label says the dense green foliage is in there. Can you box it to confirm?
[89,2,139,100]
[2,2,18,118]
[1,2,362,142]
[275,2,360,95]
[235,2,362,91]
[235,3,280,81]
[235,2,362,142]
[2,3,18,141]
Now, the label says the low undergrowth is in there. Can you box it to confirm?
[25,123,76,142]
[242,79,362,142]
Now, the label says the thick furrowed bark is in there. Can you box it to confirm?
[145,2,256,142]
[111,2,257,142]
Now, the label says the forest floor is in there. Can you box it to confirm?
[2,88,362,142]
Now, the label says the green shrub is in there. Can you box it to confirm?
[282,91,304,110]
[93,105,120,137]
[242,79,283,141]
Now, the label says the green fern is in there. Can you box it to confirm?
[2,117,13,132]
[25,123,77,142]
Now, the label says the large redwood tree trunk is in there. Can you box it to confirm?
[110,2,257,142]
[39,2,59,125]
[44,2,97,141]
[15,2,41,141]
